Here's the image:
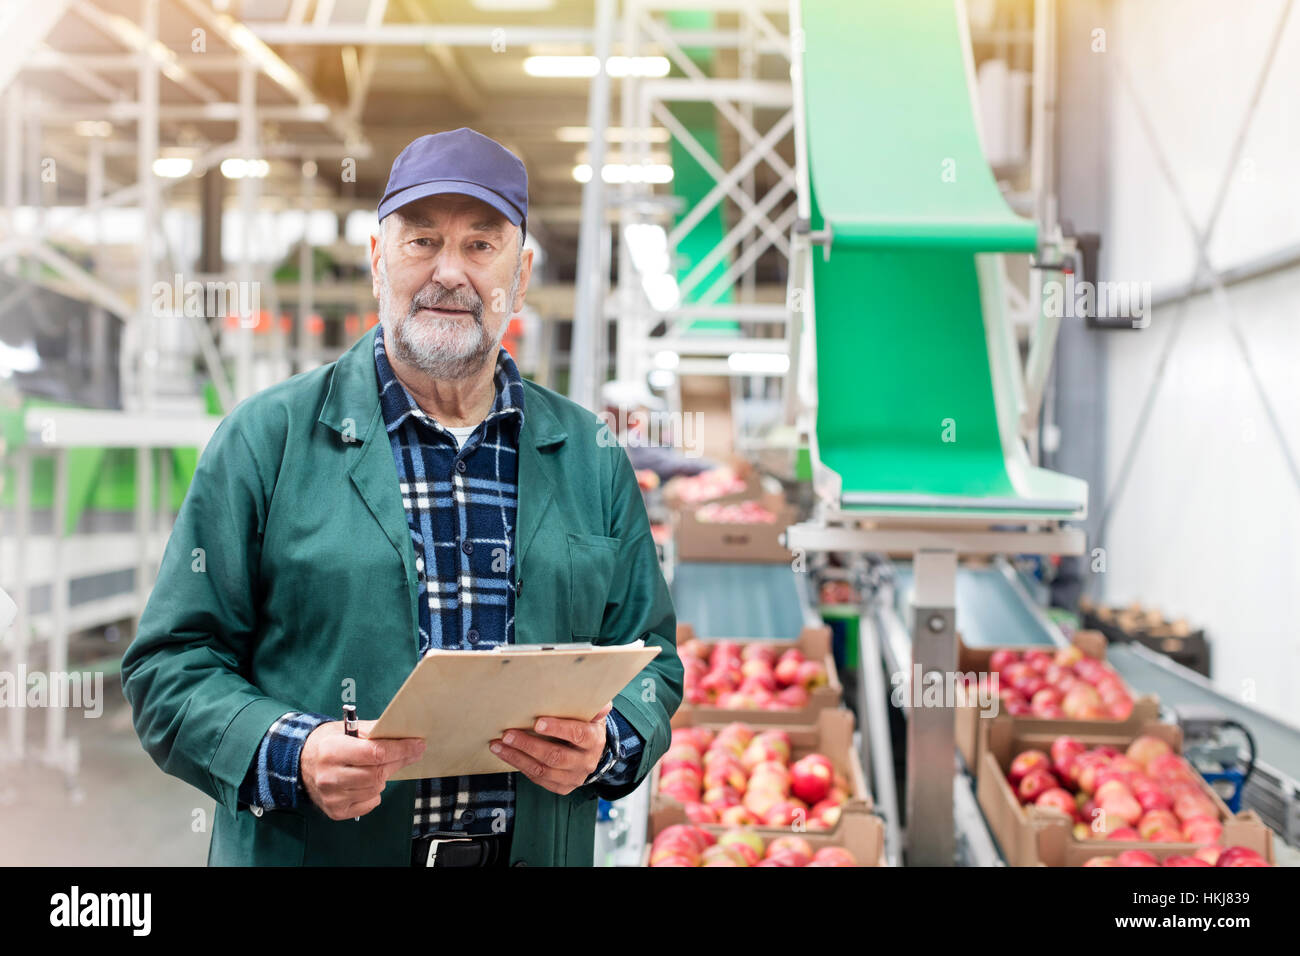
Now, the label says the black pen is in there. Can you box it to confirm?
[343,704,359,821]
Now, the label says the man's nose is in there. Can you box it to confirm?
[427,244,470,289]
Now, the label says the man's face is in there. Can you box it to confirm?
[370,193,533,381]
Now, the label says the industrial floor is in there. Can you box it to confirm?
[1,690,212,866]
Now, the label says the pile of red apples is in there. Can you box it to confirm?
[680,639,829,710]
[649,825,859,867]
[694,501,778,524]
[1007,732,1248,849]
[657,723,849,829]
[1082,846,1269,867]
[669,467,748,504]
[985,645,1135,720]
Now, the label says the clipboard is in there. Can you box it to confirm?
[367,641,661,779]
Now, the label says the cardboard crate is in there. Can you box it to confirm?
[643,802,887,867]
[675,623,843,724]
[955,629,1160,778]
[673,490,795,564]
[976,719,1275,867]
[652,708,872,839]
[1034,811,1276,866]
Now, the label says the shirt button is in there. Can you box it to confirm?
[460,810,475,823]
[250,805,263,818]
[455,459,467,473]
[467,628,480,644]
[462,540,473,555]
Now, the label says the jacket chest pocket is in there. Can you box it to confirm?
[567,532,619,639]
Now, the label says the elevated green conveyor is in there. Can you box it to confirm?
[798,0,1086,520]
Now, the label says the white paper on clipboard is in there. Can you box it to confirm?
[367,640,660,778]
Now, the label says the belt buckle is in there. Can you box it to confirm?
[426,837,473,868]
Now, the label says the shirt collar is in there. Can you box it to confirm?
[373,322,526,439]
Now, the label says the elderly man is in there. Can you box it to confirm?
[122,128,682,867]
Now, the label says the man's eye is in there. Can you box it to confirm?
[471,241,492,251]
[412,237,434,247]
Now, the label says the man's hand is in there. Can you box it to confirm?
[489,702,614,795]
[300,720,426,821]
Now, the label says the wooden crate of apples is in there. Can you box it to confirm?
[978,719,1274,866]
[652,709,870,836]
[955,631,1159,774]
[676,623,841,724]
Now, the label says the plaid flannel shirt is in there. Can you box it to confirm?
[238,328,641,832]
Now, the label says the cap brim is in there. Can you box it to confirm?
[378,179,524,229]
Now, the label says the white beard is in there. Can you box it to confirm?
[378,269,514,381]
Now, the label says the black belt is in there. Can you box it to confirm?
[411,832,512,868]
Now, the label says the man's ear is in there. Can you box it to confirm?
[512,247,534,315]
[369,232,382,299]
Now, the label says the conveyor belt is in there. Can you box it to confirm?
[885,560,1300,822]
[1107,644,1300,784]
[670,562,809,638]
[891,564,1058,649]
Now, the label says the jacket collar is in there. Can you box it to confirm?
[318,325,567,449]
[318,326,568,575]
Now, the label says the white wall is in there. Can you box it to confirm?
[1099,0,1300,726]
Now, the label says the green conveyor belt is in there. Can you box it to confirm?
[670,562,807,639]
[798,0,1085,519]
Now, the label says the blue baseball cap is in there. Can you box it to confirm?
[378,127,528,238]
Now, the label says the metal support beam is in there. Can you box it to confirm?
[907,549,957,866]
[569,0,616,410]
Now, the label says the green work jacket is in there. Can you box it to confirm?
[120,327,681,866]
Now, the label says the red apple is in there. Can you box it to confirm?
[1181,818,1223,845]
[1126,735,1173,769]
[1018,768,1059,805]
[1098,789,1143,826]
[1173,792,1219,824]
[1194,846,1222,865]
[683,802,717,825]
[1031,686,1062,709]
[989,649,1021,672]
[718,826,765,856]
[1054,645,1085,668]
[796,660,828,690]
[810,798,842,828]
[763,800,809,828]
[1034,787,1079,820]
[717,806,757,828]
[1082,856,1118,866]
[1105,827,1141,841]
[1134,787,1173,814]
[811,846,857,867]
[1116,849,1160,867]
[1050,736,1087,773]
[1008,749,1052,786]
[790,754,835,804]
[765,835,813,866]
[1214,846,1267,867]
[775,685,810,708]
[1138,810,1181,840]
[1061,684,1104,719]
[700,844,748,866]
